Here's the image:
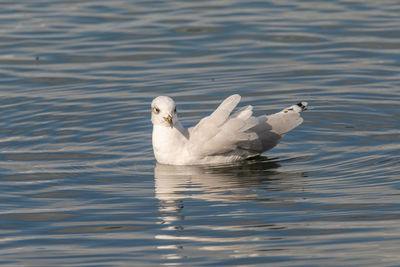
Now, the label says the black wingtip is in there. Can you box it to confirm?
[296,102,308,111]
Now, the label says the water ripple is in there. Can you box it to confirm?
[0,0,399,266]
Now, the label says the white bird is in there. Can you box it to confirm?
[151,94,307,165]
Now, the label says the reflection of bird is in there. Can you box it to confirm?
[151,94,307,165]
[154,159,281,205]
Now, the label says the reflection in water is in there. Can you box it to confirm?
[153,158,307,263]
[155,158,280,196]
[155,158,281,215]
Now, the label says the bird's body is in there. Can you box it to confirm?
[151,94,307,165]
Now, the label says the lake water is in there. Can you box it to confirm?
[1,0,399,266]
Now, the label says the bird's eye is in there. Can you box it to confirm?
[174,107,177,113]
[153,107,160,114]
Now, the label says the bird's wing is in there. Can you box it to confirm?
[187,98,307,158]
[265,102,307,136]
[188,94,240,142]
[187,95,260,157]
[245,102,308,152]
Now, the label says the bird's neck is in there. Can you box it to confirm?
[152,122,189,164]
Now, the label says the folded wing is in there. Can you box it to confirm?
[187,95,307,159]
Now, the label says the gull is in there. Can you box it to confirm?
[151,94,307,165]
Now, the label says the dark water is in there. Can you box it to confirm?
[1,0,399,266]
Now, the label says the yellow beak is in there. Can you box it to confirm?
[163,115,173,128]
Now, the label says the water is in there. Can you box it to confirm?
[1,0,399,266]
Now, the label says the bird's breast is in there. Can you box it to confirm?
[152,125,189,165]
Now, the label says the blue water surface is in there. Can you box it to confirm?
[0,0,399,266]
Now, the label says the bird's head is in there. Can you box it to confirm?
[151,96,178,128]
